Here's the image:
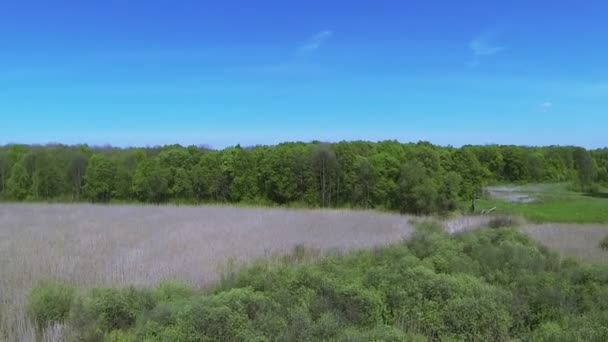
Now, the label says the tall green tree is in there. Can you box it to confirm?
[6,162,30,200]
[84,154,116,202]
[352,156,376,208]
[191,151,230,202]
[369,152,400,209]
[132,159,170,203]
[449,148,487,200]
[0,152,10,196]
[438,171,462,212]
[170,167,193,199]
[312,144,338,207]
[501,147,529,181]
[397,160,435,214]
[573,148,596,190]
[68,153,88,200]
[32,164,62,199]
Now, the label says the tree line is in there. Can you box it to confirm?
[0,141,605,214]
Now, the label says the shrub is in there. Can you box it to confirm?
[442,294,511,341]
[332,286,385,327]
[311,312,341,339]
[407,221,447,259]
[68,286,155,338]
[338,325,424,342]
[488,215,519,229]
[27,281,76,329]
[530,321,564,342]
[153,281,194,302]
[599,234,608,250]
[177,299,250,340]
[105,330,136,342]
[280,307,314,341]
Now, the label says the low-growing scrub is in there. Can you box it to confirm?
[488,215,521,229]
[600,234,608,251]
[27,281,76,330]
[27,226,608,341]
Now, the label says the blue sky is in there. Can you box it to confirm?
[1,0,607,148]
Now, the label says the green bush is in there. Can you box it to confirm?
[599,234,608,250]
[68,286,155,339]
[27,281,76,329]
[311,312,341,339]
[105,330,136,342]
[325,285,385,327]
[530,321,565,342]
[442,294,511,341]
[153,281,194,302]
[338,325,425,342]
[176,298,250,341]
[407,221,447,259]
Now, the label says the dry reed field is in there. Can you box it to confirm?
[522,224,608,263]
[0,203,489,341]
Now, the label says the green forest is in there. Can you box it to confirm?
[0,142,606,214]
[27,224,608,341]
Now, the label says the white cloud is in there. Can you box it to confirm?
[236,30,333,74]
[297,30,333,56]
[539,101,553,112]
[469,33,505,56]
[468,32,505,67]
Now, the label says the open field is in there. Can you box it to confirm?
[522,224,608,264]
[479,183,608,224]
[0,203,489,341]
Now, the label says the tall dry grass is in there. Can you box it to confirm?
[0,203,490,341]
[522,224,608,263]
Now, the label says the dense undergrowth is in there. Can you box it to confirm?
[28,224,608,341]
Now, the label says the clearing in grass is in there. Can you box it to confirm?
[478,183,608,224]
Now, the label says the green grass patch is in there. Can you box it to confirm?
[477,183,608,224]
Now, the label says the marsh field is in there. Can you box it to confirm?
[1,204,492,340]
[2,202,608,341]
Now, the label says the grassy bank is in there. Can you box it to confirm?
[477,183,608,224]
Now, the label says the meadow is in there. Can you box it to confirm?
[478,183,608,224]
[0,204,488,341]
[1,183,607,341]
[481,183,608,262]
[9,218,608,341]
[522,224,608,263]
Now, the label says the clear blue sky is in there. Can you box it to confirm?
[1,1,607,148]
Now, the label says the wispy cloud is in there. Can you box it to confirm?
[237,30,333,74]
[469,33,505,56]
[539,101,553,112]
[468,32,505,67]
[297,30,333,57]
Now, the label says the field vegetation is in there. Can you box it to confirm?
[523,224,608,264]
[478,183,608,224]
[0,204,488,341]
[21,224,608,341]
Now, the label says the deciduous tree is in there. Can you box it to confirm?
[84,154,116,202]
